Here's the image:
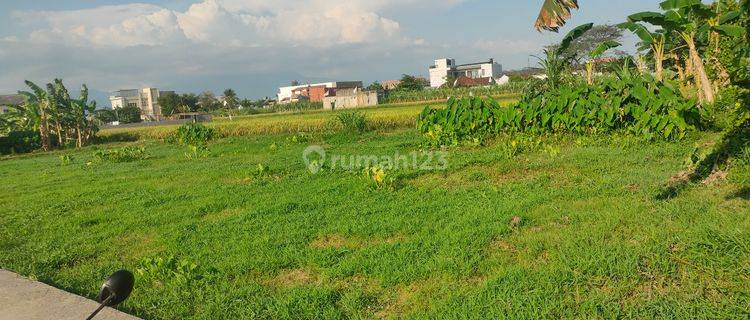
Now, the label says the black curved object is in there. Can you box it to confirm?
[87,269,135,320]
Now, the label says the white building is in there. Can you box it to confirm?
[110,88,170,121]
[428,58,503,88]
[276,81,362,104]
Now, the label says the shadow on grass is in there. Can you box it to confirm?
[727,186,750,200]
[94,132,141,144]
[656,120,750,200]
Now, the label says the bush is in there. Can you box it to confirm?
[174,123,214,146]
[336,110,369,133]
[417,72,703,146]
[118,106,143,124]
[93,146,148,163]
[0,130,42,154]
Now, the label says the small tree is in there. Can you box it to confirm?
[198,91,219,112]
[94,109,118,124]
[397,74,428,91]
[367,81,384,92]
[179,93,199,113]
[222,89,239,109]
[118,106,142,124]
[158,92,182,116]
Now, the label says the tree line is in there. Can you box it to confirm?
[1,79,97,152]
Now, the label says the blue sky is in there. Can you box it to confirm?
[0,0,664,104]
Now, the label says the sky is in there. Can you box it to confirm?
[0,0,665,105]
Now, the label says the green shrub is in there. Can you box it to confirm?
[93,146,148,163]
[0,130,42,154]
[174,123,214,146]
[336,110,369,133]
[417,73,703,146]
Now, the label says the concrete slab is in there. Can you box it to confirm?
[0,269,141,320]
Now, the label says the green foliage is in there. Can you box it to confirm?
[174,123,214,147]
[396,74,428,91]
[336,110,369,133]
[58,154,73,166]
[93,109,118,124]
[0,130,42,154]
[93,146,148,163]
[418,73,702,146]
[118,106,142,124]
[383,83,527,104]
[363,165,397,190]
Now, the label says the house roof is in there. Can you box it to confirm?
[0,94,24,106]
[454,76,494,87]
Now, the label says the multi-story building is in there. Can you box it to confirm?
[0,94,24,114]
[428,58,503,88]
[277,81,363,104]
[110,88,171,121]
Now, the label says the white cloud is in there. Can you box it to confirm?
[10,0,425,48]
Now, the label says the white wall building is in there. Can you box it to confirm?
[276,81,363,104]
[428,58,503,88]
[110,88,168,121]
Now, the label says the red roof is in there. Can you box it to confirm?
[454,76,493,87]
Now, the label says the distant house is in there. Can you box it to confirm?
[381,80,402,90]
[323,88,378,110]
[0,94,24,114]
[429,58,503,88]
[110,88,173,121]
[277,81,363,104]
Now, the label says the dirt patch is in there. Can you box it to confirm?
[310,234,361,249]
[265,268,318,287]
[702,170,727,185]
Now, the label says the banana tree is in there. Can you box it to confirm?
[585,41,621,84]
[629,0,745,104]
[18,81,52,151]
[70,84,98,148]
[535,0,580,32]
[618,22,668,81]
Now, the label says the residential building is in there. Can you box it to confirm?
[0,94,24,114]
[277,81,363,104]
[323,88,378,110]
[381,80,402,90]
[429,58,503,88]
[110,88,172,121]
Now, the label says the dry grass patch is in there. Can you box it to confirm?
[202,207,243,222]
[310,234,407,249]
[265,268,320,288]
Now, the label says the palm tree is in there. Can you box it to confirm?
[535,0,580,32]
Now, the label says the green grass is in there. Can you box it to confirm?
[1,112,749,319]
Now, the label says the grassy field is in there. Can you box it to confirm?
[1,101,749,319]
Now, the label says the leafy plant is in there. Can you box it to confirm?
[93,146,148,163]
[363,165,396,190]
[418,70,703,146]
[336,110,369,133]
[174,123,214,147]
[59,154,73,166]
